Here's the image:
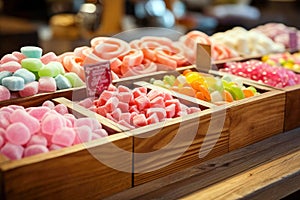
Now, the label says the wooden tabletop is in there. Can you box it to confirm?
[104,127,300,200]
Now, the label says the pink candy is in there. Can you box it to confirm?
[0,101,108,160]
[222,60,300,88]
[39,77,56,92]
[83,85,201,129]
[6,123,31,145]
[19,81,39,97]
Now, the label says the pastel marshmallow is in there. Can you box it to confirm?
[10,109,40,135]
[38,64,60,78]
[55,74,72,90]
[74,125,92,143]
[0,143,24,160]
[38,77,56,92]
[12,51,26,61]
[24,144,49,157]
[52,127,76,147]
[0,61,22,72]
[0,111,10,129]
[19,81,39,97]
[0,54,19,64]
[41,114,65,135]
[27,106,51,121]
[26,135,48,146]
[40,52,58,64]
[0,85,11,101]
[93,128,108,137]
[0,71,12,84]
[53,104,69,115]
[42,100,55,109]
[20,46,43,58]
[13,68,36,84]
[6,122,31,145]
[21,58,43,72]
[64,72,85,87]
[2,76,25,91]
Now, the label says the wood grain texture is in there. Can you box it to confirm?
[104,127,300,200]
[133,110,230,186]
[228,89,285,151]
[283,85,300,131]
[0,134,132,200]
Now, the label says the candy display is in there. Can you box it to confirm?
[150,70,259,104]
[261,52,300,72]
[0,47,84,101]
[210,27,285,57]
[0,100,108,160]
[221,60,300,88]
[254,23,300,50]
[78,85,201,129]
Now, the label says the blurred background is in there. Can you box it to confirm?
[0,0,300,57]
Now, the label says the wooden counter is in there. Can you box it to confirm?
[104,128,300,200]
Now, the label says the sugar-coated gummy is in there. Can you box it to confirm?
[2,76,25,91]
[20,46,43,58]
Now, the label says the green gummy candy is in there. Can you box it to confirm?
[47,61,65,75]
[64,72,85,87]
[38,65,60,77]
[247,86,258,94]
[20,46,42,58]
[163,75,175,86]
[21,58,43,72]
[225,85,245,100]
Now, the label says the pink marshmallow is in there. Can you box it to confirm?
[93,128,108,138]
[19,81,39,97]
[0,142,24,160]
[0,135,4,148]
[40,52,58,64]
[0,111,10,129]
[27,106,51,121]
[0,61,22,72]
[6,122,31,145]
[52,127,76,147]
[41,114,65,135]
[42,100,55,109]
[78,97,94,108]
[0,54,19,64]
[26,135,48,147]
[24,144,49,157]
[74,126,92,143]
[10,109,40,134]
[63,114,76,127]
[39,77,56,92]
[49,144,64,151]
[0,85,11,101]
[74,118,93,128]
[12,51,26,62]
[54,104,68,115]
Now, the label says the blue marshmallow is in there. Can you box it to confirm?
[55,74,72,90]
[0,71,12,85]
[13,68,36,84]
[2,76,25,91]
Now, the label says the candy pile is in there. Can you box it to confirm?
[210,27,285,57]
[221,60,300,88]
[261,52,300,72]
[178,30,239,63]
[59,31,239,79]
[0,100,108,160]
[151,70,259,104]
[78,85,201,129]
[0,46,84,101]
[254,23,300,50]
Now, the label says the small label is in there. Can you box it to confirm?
[289,31,298,52]
[84,61,111,97]
[196,43,212,73]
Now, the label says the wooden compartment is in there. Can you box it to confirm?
[137,68,286,152]
[0,98,133,199]
[61,81,230,187]
[212,60,299,132]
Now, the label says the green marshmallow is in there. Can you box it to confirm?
[21,58,43,72]
[38,64,60,78]
[64,72,85,88]
[20,46,43,58]
[47,61,65,75]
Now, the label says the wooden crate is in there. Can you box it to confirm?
[212,61,299,132]
[60,82,230,187]
[0,98,133,199]
[135,68,285,152]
